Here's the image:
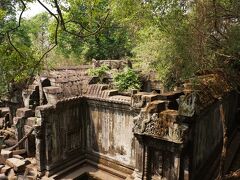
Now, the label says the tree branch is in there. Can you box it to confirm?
[53,0,110,38]
[6,0,26,58]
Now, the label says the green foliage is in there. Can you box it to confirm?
[0,0,42,97]
[132,26,173,84]
[113,68,141,91]
[88,64,110,82]
[1,0,240,97]
[81,24,132,60]
[51,0,132,61]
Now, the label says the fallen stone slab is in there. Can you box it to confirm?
[5,158,25,172]
[0,165,4,171]
[7,168,16,178]
[0,107,10,117]
[23,159,31,166]
[1,149,12,160]
[13,155,24,160]
[0,155,5,164]
[16,108,33,118]
[1,165,11,174]
[4,138,17,147]
[12,149,26,155]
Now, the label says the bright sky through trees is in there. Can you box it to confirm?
[22,2,54,18]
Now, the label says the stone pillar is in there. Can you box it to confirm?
[14,108,34,149]
[34,125,45,172]
[132,135,145,180]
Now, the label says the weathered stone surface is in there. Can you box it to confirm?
[0,173,7,179]
[6,158,25,172]
[43,86,63,94]
[24,125,33,134]
[23,159,31,166]
[13,117,22,126]
[12,67,240,180]
[0,118,4,128]
[4,139,17,147]
[0,107,10,116]
[16,108,33,118]
[8,168,16,178]
[1,150,13,160]
[109,95,131,104]
[13,155,24,160]
[12,149,26,155]
[1,165,11,174]
[158,91,184,100]
[143,94,158,103]
[26,117,37,127]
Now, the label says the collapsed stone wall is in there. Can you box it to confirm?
[0,67,239,180]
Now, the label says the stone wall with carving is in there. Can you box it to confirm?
[34,96,136,177]
[12,68,240,179]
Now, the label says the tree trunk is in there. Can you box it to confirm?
[218,103,227,179]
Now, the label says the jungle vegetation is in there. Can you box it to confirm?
[0,0,240,96]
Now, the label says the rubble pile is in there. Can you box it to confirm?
[0,107,38,179]
[0,149,38,179]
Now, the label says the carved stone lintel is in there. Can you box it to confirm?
[131,94,146,108]
[168,124,188,143]
[178,92,197,117]
[133,109,188,143]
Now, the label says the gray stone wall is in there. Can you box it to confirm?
[87,99,136,167]
[35,97,136,176]
[191,92,239,179]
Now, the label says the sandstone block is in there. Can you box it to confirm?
[43,86,63,94]
[1,165,11,174]
[12,149,26,155]
[0,118,4,128]
[26,117,37,127]
[13,155,24,160]
[107,90,118,96]
[158,91,184,100]
[16,108,33,118]
[6,158,25,172]
[0,173,7,180]
[7,168,16,178]
[23,159,31,166]
[0,107,10,117]
[1,149,13,160]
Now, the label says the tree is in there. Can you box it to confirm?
[0,0,40,98]
[53,0,132,61]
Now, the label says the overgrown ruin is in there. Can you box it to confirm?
[0,61,240,180]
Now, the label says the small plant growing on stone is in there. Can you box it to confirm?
[113,67,141,92]
[88,64,110,83]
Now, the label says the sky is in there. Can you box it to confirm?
[22,2,54,18]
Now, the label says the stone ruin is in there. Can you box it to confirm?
[0,61,239,180]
